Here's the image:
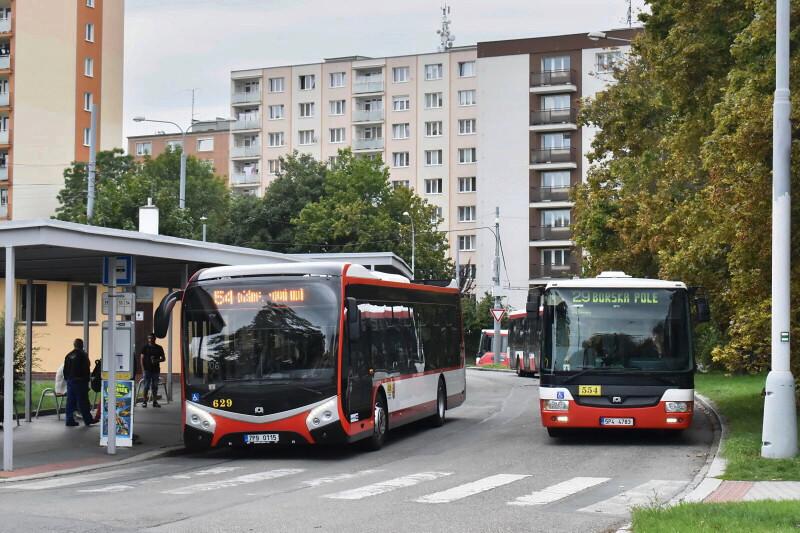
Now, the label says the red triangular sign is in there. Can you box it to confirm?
[490,308,506,322]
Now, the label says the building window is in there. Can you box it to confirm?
[458,118,476,135]
[541,170,571,188]
[392,180,410,189]
[392,123,410,140]
[268,132,284,147]
[268,159,282,175]
[542,55,570,72]
[424,178,443,194]
[196,138,214,152]
[329,99,345,115]
[424,63,443,80]
[458,235,476,251]
[392,152,410,168]
[541,132,571,150]
[458,147,477,164]
[541,94,570,110]
[458,89,476,106]
[328,155,338,167]
[83,92,93,112]
[0,188,7,214]
[329,71,346,88]
[329,127,345,143]
[541,209,571,227]
[84,57,94,77]
[542,248,572,267]
[457,206,476,223]
[424,149,443,166]
[85,23,95,42]
[83,128,91,147]
[299,74,316,90]
[392,95,410,111]
[425,121,443,137]
[459,264,477,280]
[268,105,284,120]
[424,92,443,109]
[458,176,476,193]
[458,61,476,77]
[86,0,95,7]
[392,66,410,83]
[431,206,443,224]
[596,51,623,73]
[68,285,97,323]
[166,139,183,151]
[299,102,315,118]
[298,129,315,145]
[17,284,47,323]
[135,142,152,156]
[268,77,284,93]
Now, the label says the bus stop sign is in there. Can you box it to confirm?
[490,308,506,322]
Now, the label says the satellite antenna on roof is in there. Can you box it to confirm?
[436,4,455,52]
[625,0,633,27]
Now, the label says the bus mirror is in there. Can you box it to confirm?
[346,297,360,342]
[695,297,711,323]
[526,288,543,314]
[154,290,183,338]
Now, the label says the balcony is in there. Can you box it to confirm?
[0,17,9,33]
[531,69,576,88]
[230,172,261,186]
[0,56,8,70]
[0,165,6,181]
[230,144,261,158]
[530,263,579,279]
[353,80,384,94]
[530,186,573,203]
[232,117,260,131]
[531,147,575,166]
[352,138,384,151]
[352,108,384,122]
[232,90,261,104]
[529,225,572,241]
[530,108,577,128]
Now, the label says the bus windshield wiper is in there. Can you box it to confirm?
[201,384,225,399]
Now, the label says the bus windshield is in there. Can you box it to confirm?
[542,288,692,374]
[182,278,340,388]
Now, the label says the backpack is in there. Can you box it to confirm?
[90,360,102,393]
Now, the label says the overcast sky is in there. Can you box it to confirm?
[123,0,646,143]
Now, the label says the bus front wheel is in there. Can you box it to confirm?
[364,392,388,451]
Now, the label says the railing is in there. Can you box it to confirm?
[0,56,9,70]
[352,108,384,122]
[230,144,261,158]
[232,117,260,130]
[530,69,576,87]
[530,108,577,126]
[353,80,384,94]
[531,147,575,164]
[529,225,572,241]
[231,90,261,104]
[0,18,10,33]
[0,92,8,107]
[352,138,384,151]
[230,172,261,186]
[529,263,579,279]
[530,186,573,203]
[0,166,7,181]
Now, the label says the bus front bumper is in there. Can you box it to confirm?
[540,401,693,430]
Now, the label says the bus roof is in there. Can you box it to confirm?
[544,274,686,290]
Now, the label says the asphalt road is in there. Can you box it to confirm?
[0,370,714,533]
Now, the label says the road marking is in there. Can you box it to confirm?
[302,470,384,488]
[170,466,243,479]
[579,480,687,515]
[324,472,452,500]
[508,477,610,506]
[416,474,530,504]
[78,484,135,493]
[162,468,305,495]
[76,466,245,493]
[1,467,150,491]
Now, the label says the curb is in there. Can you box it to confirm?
[466,366,515,374]
[0,445,184,484]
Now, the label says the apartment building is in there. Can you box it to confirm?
[229,47,479,272]
[0,0,124,220]
[128,119,231,178]
[476,29,638,307]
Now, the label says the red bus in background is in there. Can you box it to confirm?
[475,329,508,367]
[507,310,539,377]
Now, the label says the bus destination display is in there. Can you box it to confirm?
[569,290,661,305]
[212,288,306,307]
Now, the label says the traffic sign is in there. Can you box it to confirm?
[490,308,506,323]
[102,256,136,286]
[102,292,135,316]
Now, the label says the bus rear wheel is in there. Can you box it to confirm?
[430,378,446,427]
[364,393,388,451]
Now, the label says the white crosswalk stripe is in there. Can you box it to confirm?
[169,466,243,480]
[416,474,530,504]
[78,484,135,494]
[302,469,384,488]
[324,472,452,500]
[509,477,610,506]
[578,479,686,515]
[162,468,305,495]
[1,466,151,491]
[76,465,245,493]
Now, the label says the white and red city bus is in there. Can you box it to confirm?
[507,310,538,377]
[154,262,466,451]
[534,272,709,437]
[475,329,508,366]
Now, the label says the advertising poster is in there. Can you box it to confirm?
[100,379,134,447]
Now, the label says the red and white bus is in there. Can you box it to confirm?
[507,310,538,377]
[532,272,709,436]
[154,262,466,451]
[475,329,508,366]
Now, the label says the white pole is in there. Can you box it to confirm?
[492,207,502,364]
[179,132,187,209]
[762,0,797,459]
[3,246,15,471]
[87,103,97,221]
[106,260,117,454]
[24,280,31,422]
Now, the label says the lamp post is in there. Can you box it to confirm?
[402,211,415,280]
[200,216,208,242]
[133,117,188,209]
[587,31,633,44]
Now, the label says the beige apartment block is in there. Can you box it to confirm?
[2,0,124,221]
[229,47,478,272]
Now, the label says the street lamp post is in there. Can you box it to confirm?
[200,216,208,242]
[587,31,633,44]
[402,211,415,280]
[133,117,193,209]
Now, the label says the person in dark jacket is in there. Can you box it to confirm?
[63,339,95,427]
[140,333,165,408]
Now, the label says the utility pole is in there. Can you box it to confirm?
[87,103,97,221]
[762,0,797,459]
[492,207,502,364]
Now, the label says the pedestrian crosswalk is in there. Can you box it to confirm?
[1,464,688,517]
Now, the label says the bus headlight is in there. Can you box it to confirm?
[186,402,216,434]
[306,397,340,432]
[665,401,691,413]
[544,400,569,411]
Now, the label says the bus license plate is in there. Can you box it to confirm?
[578,385,602,396]
[244,433,279,444]
[600,417,634,426]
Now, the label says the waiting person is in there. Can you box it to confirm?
[63,339,95,427]
[140,333,165,408]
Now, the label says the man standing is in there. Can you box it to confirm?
[63,339,95,427]
[140,333,165,408]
